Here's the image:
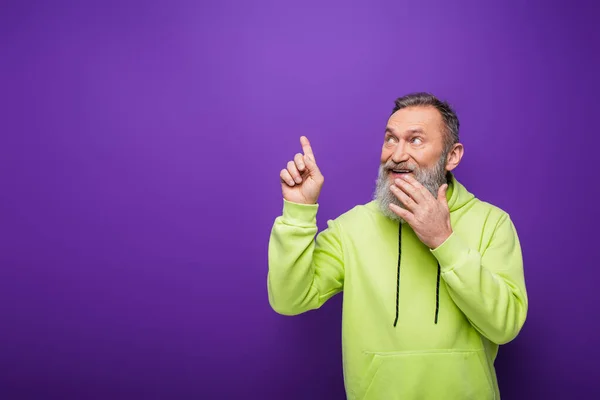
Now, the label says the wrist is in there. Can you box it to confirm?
[430,229,453,250]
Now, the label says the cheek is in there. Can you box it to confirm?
[380,147,392,163]
[417,150,441,168]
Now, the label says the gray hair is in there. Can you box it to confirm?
[392,92,460,151]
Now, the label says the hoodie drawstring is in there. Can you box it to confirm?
[393,223,441,327]
[435,263,440,324]
[393,223,402,327]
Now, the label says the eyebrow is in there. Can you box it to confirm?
[385,126,426,135]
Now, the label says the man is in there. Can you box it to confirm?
[267,93,528,399]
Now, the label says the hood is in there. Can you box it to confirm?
[446,172,475,212]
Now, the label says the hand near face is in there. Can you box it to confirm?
[389,174,452,249]
[280,136,324,205]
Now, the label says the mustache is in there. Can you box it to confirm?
[383,161,418,171]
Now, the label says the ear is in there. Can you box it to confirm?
[445,143,464,172]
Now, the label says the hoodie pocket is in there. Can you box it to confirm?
[358,349,494,400]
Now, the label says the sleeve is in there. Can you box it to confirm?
[267,199,345,316]
[430,214,528,344]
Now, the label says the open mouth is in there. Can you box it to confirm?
[389,169,413,175]
[388,169,413,180]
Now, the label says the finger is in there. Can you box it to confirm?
[300,136,315,161]
[287,161,302,184]
[402,174,434,201]
[389,203,414,223]
[437,184,449,204]
[390,185,417,211]
[394,177,424,204]
[280,169,295,186]
[294,153,306,172]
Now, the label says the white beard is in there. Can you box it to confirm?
[373,154,448,222]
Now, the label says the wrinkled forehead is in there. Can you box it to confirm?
[386,106,445,136]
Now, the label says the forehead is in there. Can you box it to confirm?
[386,106,444,134]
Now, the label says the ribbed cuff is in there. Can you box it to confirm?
[282,199,319,226]
[430,231,469,273]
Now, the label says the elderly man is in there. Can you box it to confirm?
[267,92,528,399]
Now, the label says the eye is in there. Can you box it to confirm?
[411,137,423,145]
[386,136,397,144]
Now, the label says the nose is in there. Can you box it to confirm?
[391,141,410,164]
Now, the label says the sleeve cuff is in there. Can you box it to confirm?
[430,231,469,273]
[281,199,319,226]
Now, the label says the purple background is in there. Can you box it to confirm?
[1,0,598,398]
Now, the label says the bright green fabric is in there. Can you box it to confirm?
[268,174,528,399]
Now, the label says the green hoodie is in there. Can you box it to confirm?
[267,173,528,399]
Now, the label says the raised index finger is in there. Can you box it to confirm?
[300,136,315,160]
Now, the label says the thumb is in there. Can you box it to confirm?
[437,184,449,204]
[304,154,322,177]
